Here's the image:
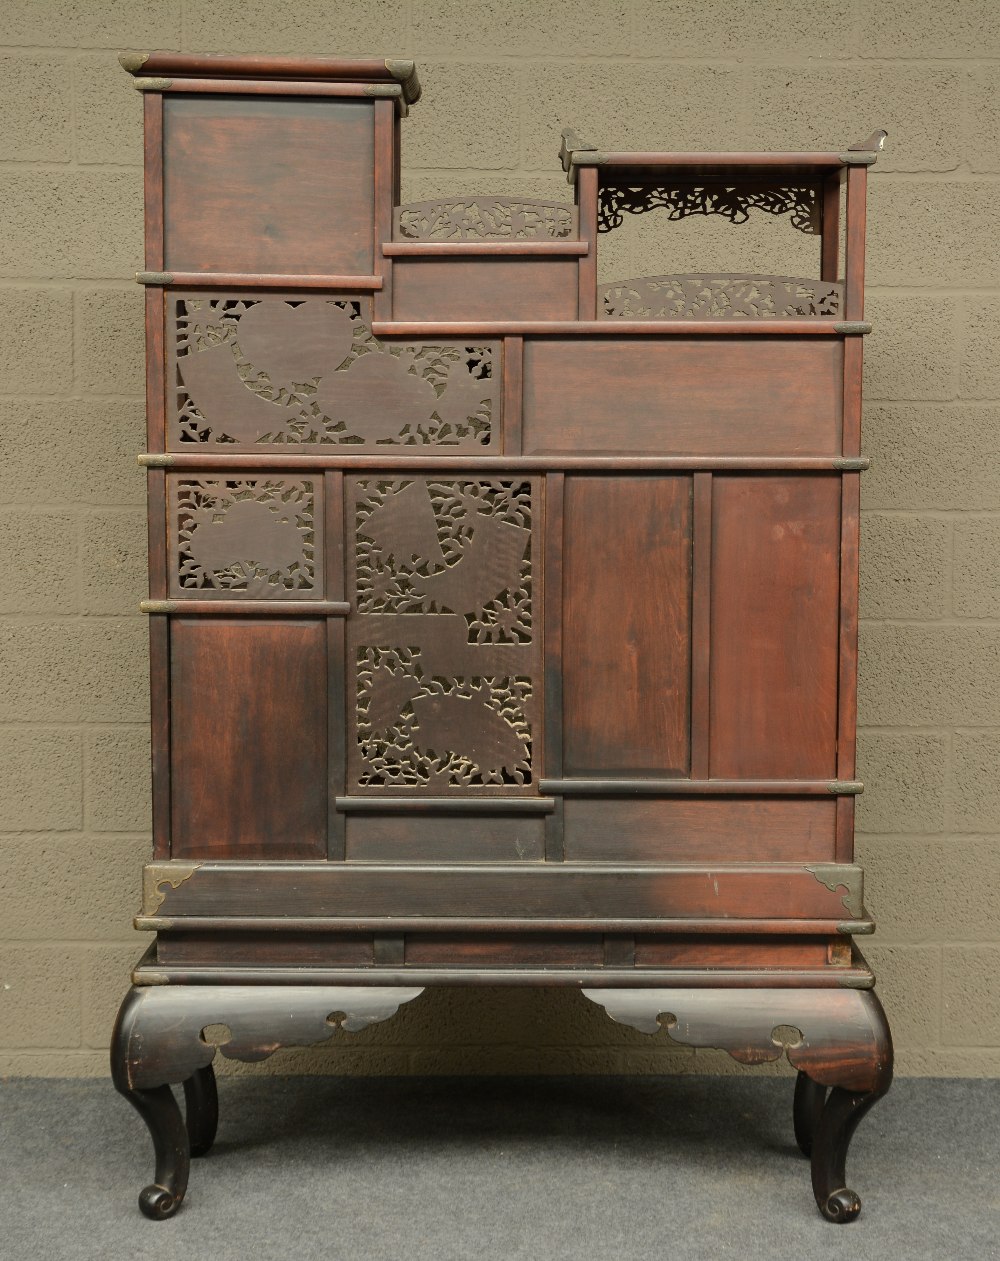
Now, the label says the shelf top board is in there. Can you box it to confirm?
[118,50,422,103]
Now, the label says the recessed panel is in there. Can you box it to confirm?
[163,95,374,274]
[522,338,842,455]
[170,618,327,857]
[710,475,841,778]
[563,476,692,776]
[563,797,837,863]
[392,258,579,321]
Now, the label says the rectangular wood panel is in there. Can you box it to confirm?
[563,476,691,775]
[522,338,842,455]
[345,815,545,862]
[563,797,836,863]
[163,96,374,275]
[170,617,327,857]
[392,258,579,321]
[710,476,841,778]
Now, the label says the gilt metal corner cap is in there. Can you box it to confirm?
[384,58,421,105]
[559,126,600,179]
[118,51,150,74]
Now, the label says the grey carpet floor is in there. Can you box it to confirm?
[0,1076,997,1260]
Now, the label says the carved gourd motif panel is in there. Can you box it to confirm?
[346,477,540,792]
[168,476,320,599]
[600,275,843,320]
[168,294,498,451]
[395,197,576,241]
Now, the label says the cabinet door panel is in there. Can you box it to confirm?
[709,475,841,778]
[170,617,327,857]
[563,476,692,776]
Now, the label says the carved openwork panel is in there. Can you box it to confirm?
[395,198,576,241]
[167,294,498,450]
[346,477,540,793]
[597,183,821,234]
[167,476,321,599]
[600,275,843,320]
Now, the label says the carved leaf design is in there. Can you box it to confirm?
[173,297,496,449]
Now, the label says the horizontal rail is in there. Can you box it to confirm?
[140,599,350,616]
[132,962,875,989]
[372,319,870,337]
[382,241,588,257]
[136,915,875,936]
[139,453,868,473]
[539,778,864,797]
[136,271,383,290]
[335,796,556,815]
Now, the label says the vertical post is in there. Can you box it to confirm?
[373,98,396,322]
[502,336,523,455]
[326,471,347,860]
[843,166,867,320]
[821,172,841,282]
[576,166,598,319]
[690,473,713,780]
[544,473,565,860]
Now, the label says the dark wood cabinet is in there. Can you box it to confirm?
[112,52,892,1223]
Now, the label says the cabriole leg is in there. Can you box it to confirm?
[111,987,191,1219]
[810,1081,891,1223]
[792,1070,827,1157]
[183,1065,219,1158]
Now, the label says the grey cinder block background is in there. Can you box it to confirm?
[0,0,997,1077]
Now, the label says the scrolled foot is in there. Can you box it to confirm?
[818,1187,862,1223]
[183,1065,219,1158]
[139,1183,183,1220]
[810,1085,888,1224]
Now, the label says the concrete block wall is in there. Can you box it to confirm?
[0,0,997,1077]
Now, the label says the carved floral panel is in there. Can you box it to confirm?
[395,197,576,241]
[597,183,822,234]
[168,477,321,599]
[168,295,497,450]
[600,275,843,320]
[346,477,540,792]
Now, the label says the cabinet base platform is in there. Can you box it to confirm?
[111,967,892,1223]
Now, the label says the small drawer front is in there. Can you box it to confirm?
[392,257,580,321]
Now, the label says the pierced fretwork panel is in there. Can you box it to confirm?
[346,477,541,793]
[395,197,576,241]
[600,275,843,320]
[168,476,321,599]
[167,294,498,450]
[597,183,821,234]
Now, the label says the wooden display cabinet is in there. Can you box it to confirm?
[112,51,891,1223]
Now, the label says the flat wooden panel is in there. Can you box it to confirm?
[157,932,374,966]
[163,96,373,275]
[345,815,545,862]
[563,476,691,775]
[522,339,842,455]
[710,476,841,778]
[152,860,862,922]
[405,933,602,967]
[633,936,831,968]
[563,797,836,863]
[170,618,327,857]
[392,258,579,321]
